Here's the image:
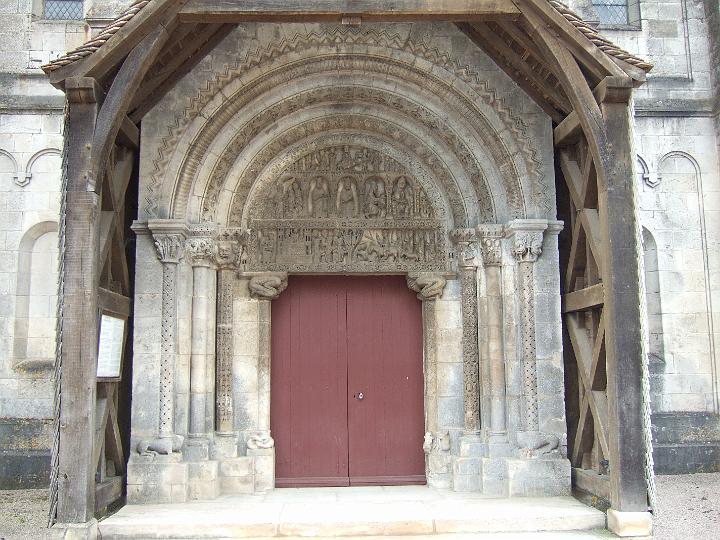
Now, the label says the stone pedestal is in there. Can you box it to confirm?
[127,453,188,504]
[219,456,255,494]
[187,460,220,500]
[505,457,571,497]
[212,432,239,459]
[249,447,275,492]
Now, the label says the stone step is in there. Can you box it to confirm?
[124,533,619,540]
[99,489,607,539]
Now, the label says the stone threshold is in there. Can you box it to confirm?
[99,486,606,539]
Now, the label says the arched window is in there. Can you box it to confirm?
[13,222,59,370]
[642,227,665,409]
[45,0,83,20]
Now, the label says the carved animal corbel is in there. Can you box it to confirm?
[516,431,560,459]
[423,432,434,453]
[407,273,446,301]
[247,431,275,450]
[136,435,184,457]
[249,274,288,300]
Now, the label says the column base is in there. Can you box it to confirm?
[607,509,653,538]
[453,435,483,491]
[183,437,210,461]
[249,447,275,492]
[212,432,239,459]
[427,450,453,489]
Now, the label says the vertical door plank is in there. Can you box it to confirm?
[346,276,425,485]
[271,276,349,486]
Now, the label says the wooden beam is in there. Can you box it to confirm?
[129,24,234,121]
[95,476,122,513]
[179,0,520,22]
[98,287,131,317]
[48,1,190,85]
[554,111,580,147]
[89,25,173,192]
[116,116,139,149]
[572,467,611,501]
[458,23,568,122]
[130,24,235,122]
[563,283,604,313]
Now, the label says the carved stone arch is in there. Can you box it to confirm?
[657,150,702,180]
[23,148,62,188]
[0,148,21,186]
[636,154,654,188]
[149,27,549,223]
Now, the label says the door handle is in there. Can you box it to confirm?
[356,392,364,400]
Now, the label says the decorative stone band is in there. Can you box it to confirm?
[451,228,481,435]
[146,220,188,442]
[506,220,548,435]
[406,272,447,301]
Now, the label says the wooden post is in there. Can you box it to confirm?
[596,78,648,513]
[57,77,102,523]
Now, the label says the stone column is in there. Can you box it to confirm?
[506,221,547,439]
[477,225,509,449]
[450,229,482,491]
[451,229,481,436]
[247,273,287,491]
[214,239,240,457]
[185,236,216,459]
[407,273,448,456]
[151,224,187,443]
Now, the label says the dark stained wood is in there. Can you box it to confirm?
[562,283,604,313]
[572,467,611,501]
[90,25,172,190]
[346,276,425,485]
[180,0,520,22]
[57,78,102,524]
[272,276,349,487]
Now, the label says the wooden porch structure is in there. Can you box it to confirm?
[42,0,652,533]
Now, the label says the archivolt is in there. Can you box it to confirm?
[149,27,550,223]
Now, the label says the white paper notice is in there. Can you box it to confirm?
[97,314,125,378]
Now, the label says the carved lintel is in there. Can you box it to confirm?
[477,224,504,267]
[407,272,447,301]
[249,273,288,300]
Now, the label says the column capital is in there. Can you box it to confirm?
[215,228,250,269]
[450,228,478,268]
[476,224,504,267]
[406,272,447,301]
[186,237,216,268]
[248,273,288,300]
[506,220,548,264]
[146,219,188,264]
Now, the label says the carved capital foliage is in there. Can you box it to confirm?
[186,237,216,267]
[154,234,185,264]
[407,272,447,301]
[512,231,543,263]
[248,274,288,300]
[477,225,504,267]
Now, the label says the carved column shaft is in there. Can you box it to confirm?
[509,227,545,433]
[216,268,235,434]
[452,230,480,436]
[478,230,507,442]
[154,233,184,440]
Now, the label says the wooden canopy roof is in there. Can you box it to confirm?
[41,0,651,125]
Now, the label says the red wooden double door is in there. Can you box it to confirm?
[271,275,426,487]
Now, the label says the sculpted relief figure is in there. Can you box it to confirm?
[336,176,359,218]
[281,177,304,217]
[364,177,387,218]
[308,176,330,217]
[392,175,414,218]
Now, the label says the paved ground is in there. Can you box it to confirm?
[0,474,718,539]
